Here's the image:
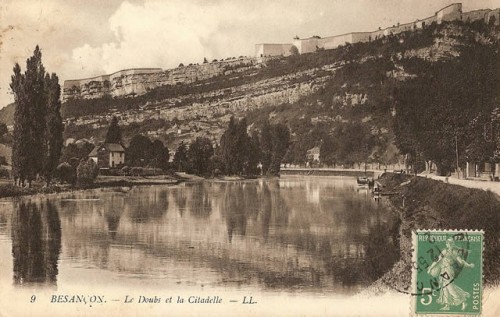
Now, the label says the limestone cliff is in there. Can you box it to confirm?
[63,57,258,101]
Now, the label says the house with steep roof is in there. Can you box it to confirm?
[307,146,321,162]
[89,143,125,168]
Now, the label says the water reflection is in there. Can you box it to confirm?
[0,177,400,293]
[11,200,61,286]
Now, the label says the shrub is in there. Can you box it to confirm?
[121,166,130,176]
[76,159,98,187]
[56,162,75,184]
[0,167,10,179]
[131,167,143,176]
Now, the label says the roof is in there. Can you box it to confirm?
[88,143,125,156]
[307,146,320,154]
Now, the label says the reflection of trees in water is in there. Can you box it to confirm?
[261,183,272,241]
[173,187,187,216]
[254,183,400,290]
[361,220,400,279]
[126,187,169,223]
[188,182,212,218]
[11,199,61,286]
[221,181,290,243]
[222,183,249,242]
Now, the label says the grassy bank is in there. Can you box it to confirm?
[371,173,500,293]
[0,175,180,199]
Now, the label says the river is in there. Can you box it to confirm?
[0,176,403,316]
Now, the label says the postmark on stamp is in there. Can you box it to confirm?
[412,230,483,315]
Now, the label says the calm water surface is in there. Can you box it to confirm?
[0,177,399,294]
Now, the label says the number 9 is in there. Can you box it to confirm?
[30,295,36,303]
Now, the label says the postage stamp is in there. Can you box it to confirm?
[412,230,484,315]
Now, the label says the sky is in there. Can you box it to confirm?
[1,0,500,108]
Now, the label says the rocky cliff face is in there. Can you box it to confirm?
[63,57,258,101]
[61,22,500,151]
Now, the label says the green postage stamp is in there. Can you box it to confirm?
[412,230,484,315]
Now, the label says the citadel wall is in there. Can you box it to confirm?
[255,43,293,57]
[257,2,499,57]
[436,3,463,23]
[486,9,500,24]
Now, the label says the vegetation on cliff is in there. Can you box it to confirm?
[394,44,500,175]
[373,173,500,292]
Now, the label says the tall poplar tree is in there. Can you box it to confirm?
[10,46,63,186]
[105,116,122,144]
[44,73,64,185]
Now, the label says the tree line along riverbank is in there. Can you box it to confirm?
[370,173,500,293]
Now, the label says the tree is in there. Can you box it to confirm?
[259,120,291,175]
[61,142,94,163]
[10,46,49,186]
[126,134,152,167]
[187,137,214,175]
[56,162,75,184]
[43,73,64,185]
[105,116,122,144]
[173,142,188,172]
[220,117,238,174]
[269,123,290,175]
[77,158,98,187]
[151,139,170,171]
[260,121,273,173]
[219,117,254,175]
[290,45,299,56]
[320,136,338,167]
[245,132,261,176]
[0,122,8,142]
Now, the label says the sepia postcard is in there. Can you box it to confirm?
[1,0,500,316]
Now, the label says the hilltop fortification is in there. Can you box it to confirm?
[256,3,500,57]
[63,3,500,102]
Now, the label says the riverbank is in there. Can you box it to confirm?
[0,174,180,199]
[367,173,500,295]
[281,167,383,178]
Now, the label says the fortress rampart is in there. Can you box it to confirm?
[256,3,500,57]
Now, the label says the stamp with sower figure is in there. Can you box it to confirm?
[412,230,483,315]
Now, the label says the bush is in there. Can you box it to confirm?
[131,167,143,176]
[0,167,10,179]
[121,166,130,176]
[143,166,163,175]
[76,159,98,187]
[56,162,75,184]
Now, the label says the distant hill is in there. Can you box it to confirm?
[0,103,14,126]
